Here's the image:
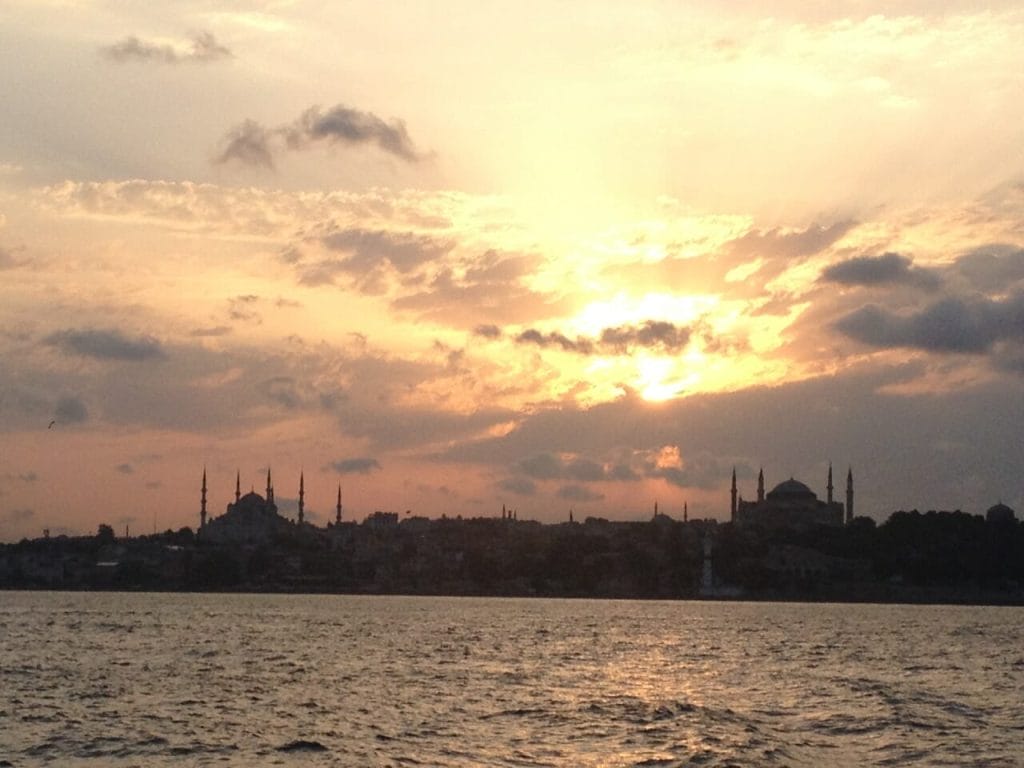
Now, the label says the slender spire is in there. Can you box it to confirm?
[266,467,274,504]
[200,467,208,529]
[335,484,342,525]
[757,467,765,503]
[298,471,305,525]
[846,467,854,524]
[235,470,241,503]
[654,500,659,518]
[827,462,834,504]
[730,467,737,521]
[684,501,688,523]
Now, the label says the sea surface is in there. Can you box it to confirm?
[1,592,1022,767]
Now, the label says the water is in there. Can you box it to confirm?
[1,593,1022,767]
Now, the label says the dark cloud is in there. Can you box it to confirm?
[473,324,502,339]
[516,329,594,354]
[327,458,382,475]
[285,105,422,161]
[215,103,425,167]
[820,252,940,289]
[55,396,88,424]
[45,328,165,361]
[116,463,134,475]
[955,247,1024,292]
[519,453,564,480]
[5,508,34,522]
[101,31,232,64]
[215,120,275,168]
[835,293,1024,354]
[557,485,605,502]
[600,321,692,353]
[18,472,38,483]
[514,320,693,356]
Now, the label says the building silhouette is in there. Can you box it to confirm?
[731,464,852,529]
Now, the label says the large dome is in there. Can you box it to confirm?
[766,478,817,501]
[986,502,1016,523]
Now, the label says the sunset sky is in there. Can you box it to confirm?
[2,1,1024,540]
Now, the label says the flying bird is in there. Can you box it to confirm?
[48,420,56,429]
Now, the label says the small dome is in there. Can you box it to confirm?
[986,502,1016,524]
[767,478,817,501]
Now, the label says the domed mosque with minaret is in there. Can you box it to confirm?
[731,463,853,529]
[198,468,344,544]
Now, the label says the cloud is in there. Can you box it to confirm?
[728,220,856,259]
[55,396,88,424]
[5,508,34,522]
[473,324,502,339]
[44,328,166,361]
[499,476,536,496]
[834,293,1024,354]
[514,320,693,356]
[557,485,605,502]
[820,252,940,289]
[326,458,382,475]
[955,247,1024,292]
[215,103,426,167]
[298,228,454,289]
[100,31,232,64]
[116,463,134,474]
[0,246,22,269]
[258,376,304,409]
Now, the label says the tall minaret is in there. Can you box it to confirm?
[266,467,274,504]
[730,468,737,521]
[827,462,834,504]
[335,485,342,525]
[200,467,208,529]
[298,471,305,525]
[684,501,688,523]
[846,467,854,524]
[757,468,765,503]
[234,470,241,503]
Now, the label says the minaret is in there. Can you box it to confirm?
[335,485,342,525]
[266,467,274,504]
[234,470,241,503]
[654,500,659,518]
[684,502,688,523]
[200,467,208,529]
[757,467,765,503]
[827,462,834,504]
[846,467,854,524]
[730,468,737,521]
[298,471,305,525]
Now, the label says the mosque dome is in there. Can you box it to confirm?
[766,478,817,501]
[986,502,1016,524]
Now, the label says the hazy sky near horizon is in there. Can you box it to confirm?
[2,1,1024,540]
